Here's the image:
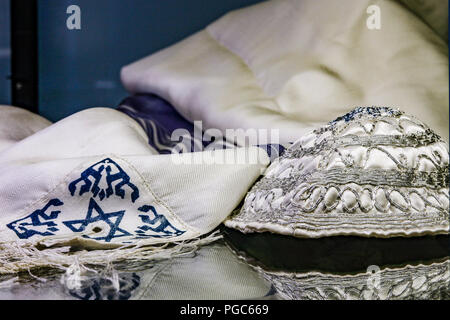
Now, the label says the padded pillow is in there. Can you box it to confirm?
[121,0,449,144]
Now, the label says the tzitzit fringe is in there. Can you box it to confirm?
[0,230,223,275]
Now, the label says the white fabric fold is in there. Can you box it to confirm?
[0,105,52,153]
[0,108,269,251]
[121,0,449,143]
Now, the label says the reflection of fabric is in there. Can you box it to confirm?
[254,260,450,300]
[67,273,140,300]
[0,105,51,153]
[0,242,276,300]
[130,242,275,300]
[226,107,449,238]
[121,0,449,144]
[0,107,269,273]
[118,94,286,161]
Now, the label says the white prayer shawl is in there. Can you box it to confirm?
[0,107,269,273]
[0,105,52,153]
[121,0,449,144]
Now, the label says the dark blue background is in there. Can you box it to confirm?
[36,0,263,122]
[0,0,10,106]
[0,0,263,121]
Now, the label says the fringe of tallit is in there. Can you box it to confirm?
[0,230,223,275]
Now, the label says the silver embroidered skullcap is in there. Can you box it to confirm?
[225,107,450,238]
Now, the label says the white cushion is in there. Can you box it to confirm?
[121,0,449,144]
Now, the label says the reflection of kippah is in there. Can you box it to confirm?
[252,260,450,300]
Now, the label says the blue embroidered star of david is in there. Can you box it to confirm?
[8,158,184,243]
[7,199,64,239]
[135,205,185,238]
[68,273,140,300]
[63,198,131,242]
[68,158,140,203]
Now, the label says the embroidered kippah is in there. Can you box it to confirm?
[225,107,449,238]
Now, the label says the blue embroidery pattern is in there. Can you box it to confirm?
[68,273,140,300]
[63,198,131,242]
[68,158,140,203]
[7,199,64,239]
[8,158,185,242]
[135,205,185,238]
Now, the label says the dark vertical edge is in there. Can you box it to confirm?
[10,0,38,113]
